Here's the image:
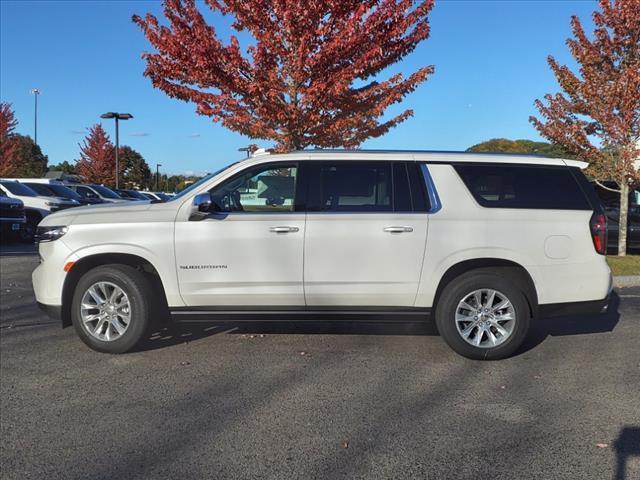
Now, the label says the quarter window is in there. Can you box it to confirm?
[454,164,591,210]
[209,163,298,213]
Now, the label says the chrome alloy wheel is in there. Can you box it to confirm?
[80,281,131,342]
[455,288,516,348]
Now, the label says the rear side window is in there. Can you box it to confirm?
[307,162,392,212]
[454,164,591,210]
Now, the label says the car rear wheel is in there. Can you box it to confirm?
[71,264,152,353]
[435,272,530,360]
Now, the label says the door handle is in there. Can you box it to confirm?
[383,226,413,233]
[269,226,299,233]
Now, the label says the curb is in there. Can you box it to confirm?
[613,276,640,288]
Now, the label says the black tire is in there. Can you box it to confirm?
[435,271,530,360]
[71,264,153,353]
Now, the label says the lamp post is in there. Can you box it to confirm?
[100,112,133,189]
[30,89,40,145]
[156,163,162,191]
[238,146,252,158]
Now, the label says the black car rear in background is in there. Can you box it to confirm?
[592,181,640,254]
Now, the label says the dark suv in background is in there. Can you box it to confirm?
[592,181,640,253]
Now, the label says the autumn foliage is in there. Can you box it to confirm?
[75,124,121,186]
[530,0,640,254]
[0,102,20,176]
[133,0,434,151]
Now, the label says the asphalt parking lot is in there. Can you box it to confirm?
[1,246,639,480]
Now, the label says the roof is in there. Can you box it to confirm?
[248,149,588,169]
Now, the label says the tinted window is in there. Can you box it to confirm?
[409,163,430,212]
[454,164,591,210]
[48,184,82,200]
[0,181,37,197]
[91,185,121,199]
[307,162,392,212]
[393,163,412,212]
[209,163,297,213]
[24,183,55,196]
[75,186,98,198]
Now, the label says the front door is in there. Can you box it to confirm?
[175,162,305,307]
[302,161,429,307]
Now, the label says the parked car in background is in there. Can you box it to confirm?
[114,189,150,201]
[66,184,126,203]
[0,180,78,242]
[591,181,640,254]
[33,150,611,359]
[139,191,171,202]
[0,192,26,241]
[18,179,106,206]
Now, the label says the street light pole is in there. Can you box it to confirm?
[115,116,120,189]
[100,112,133,189]
[156,163,162,191]
[30,89,40,145]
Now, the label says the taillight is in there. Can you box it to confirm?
[590,212,607,255]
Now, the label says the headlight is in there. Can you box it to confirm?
[35,226,68,242]
[45,201,61,207]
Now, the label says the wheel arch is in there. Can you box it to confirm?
[61,252,168,328]
[432,258,539,318]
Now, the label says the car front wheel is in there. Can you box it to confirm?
[435,272,530,360]
[71,264,152,353]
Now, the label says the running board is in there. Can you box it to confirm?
[170,307,432,323]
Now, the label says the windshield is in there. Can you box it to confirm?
[0,181,37,197]
[129,190,150,200]
[91,185,121,199]
[48,184,82,200]
[169,162,240,202]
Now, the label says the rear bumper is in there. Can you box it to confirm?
[37,302,62,323]
[538,293,611,318]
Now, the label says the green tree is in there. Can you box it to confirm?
[48,161,75,174]
[7,134,48,177]
[120,146,151,189]
[466,138,575,159]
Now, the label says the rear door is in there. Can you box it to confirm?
[302,160,429,307]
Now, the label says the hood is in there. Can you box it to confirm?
[0,196,23,207]
[40,199,153,226]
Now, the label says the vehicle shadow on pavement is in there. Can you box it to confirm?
[518,291,621,355]
[136,316,440,352]
[0,242,37,257]
[138,292,621,354]
[613,426,640,480]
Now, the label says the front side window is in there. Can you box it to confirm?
[209,163,298,213]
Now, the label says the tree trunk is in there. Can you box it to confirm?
[618,180,629,256]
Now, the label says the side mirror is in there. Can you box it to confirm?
[189,193,212,221]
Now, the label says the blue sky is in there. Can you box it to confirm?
[0,0,597,175]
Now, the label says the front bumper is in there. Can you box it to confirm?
[538,293,611,318]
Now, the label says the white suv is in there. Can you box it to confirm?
[32,150,611,359]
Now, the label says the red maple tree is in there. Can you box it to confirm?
[133,0,434,151]
[75,124,121,186]
[530,0,640,255]
[0,102,20,176]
